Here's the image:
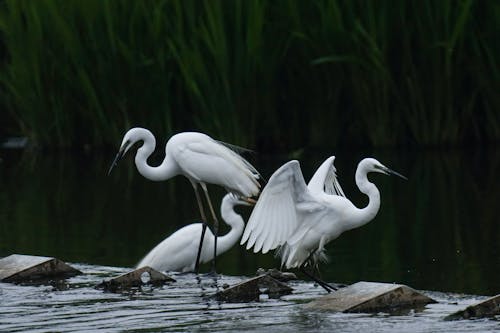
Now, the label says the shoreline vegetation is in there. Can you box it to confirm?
[0,0,498,151]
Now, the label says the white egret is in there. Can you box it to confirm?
[136,193,251,272]
[108,128,261,272]
[240,156,406,292]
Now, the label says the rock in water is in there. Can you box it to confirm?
[445,294,500,320]
[97,266,175,292]
[215,275,293,302]
[0,254,81,283]
[305,281,436,313]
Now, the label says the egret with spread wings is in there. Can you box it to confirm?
[241,156,406,292]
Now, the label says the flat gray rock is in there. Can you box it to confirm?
[445,294,500,320]
[215,274,293,302]
[305,281,436,313]
[0,254,81,283]
[98,266,175,292]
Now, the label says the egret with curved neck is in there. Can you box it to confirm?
[109,128,261,273]
[137,194,250,273]
[241,156,406,292]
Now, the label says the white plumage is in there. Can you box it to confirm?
[111,128,261,197]
[137,194,249,272]
[241,156,406,269]
[109,128,262,271]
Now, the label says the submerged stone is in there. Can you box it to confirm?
[0,254,81,283]
[256,268,298,282]
[97,266,175,292]
[305,281,436,313]
[445,294,500,320]
[215,274,293,302]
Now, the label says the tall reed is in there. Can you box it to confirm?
[0,0,175,147]
[164,0,285,145]
[0,0,498,150]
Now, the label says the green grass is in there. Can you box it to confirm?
[0,0,498,150]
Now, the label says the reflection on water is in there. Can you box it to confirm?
[0,147,499,296]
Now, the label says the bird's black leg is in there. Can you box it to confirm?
[192,182,208,274]
[298,251,337,293]
[201,184,219,274]
[303,249,317,264]
[299,267,337,293]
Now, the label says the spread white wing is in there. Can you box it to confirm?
[240,160,315,254]
[307,156,345,196]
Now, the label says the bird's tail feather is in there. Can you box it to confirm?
[216,140,265,183]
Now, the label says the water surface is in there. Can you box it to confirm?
[0,263,498,332]
[0,147,499,331]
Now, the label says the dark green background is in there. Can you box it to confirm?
[0,1,498,297]
[0,0,499,149]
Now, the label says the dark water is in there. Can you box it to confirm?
[0,147,499,331]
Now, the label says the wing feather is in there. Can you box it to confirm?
[325,162,346,197]
[262,192,293,254]
[269,201,289,253]
[246,191,290,252]
[175,136,261,197]
[287,203,326,246]
[307,156,346,197]
[307,156,335,194]
[244,193,277,249]
[214,139,263,181]
[260,201,276,254]
[241,160,310,253]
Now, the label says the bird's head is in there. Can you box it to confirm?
[363,158,407,180]
[108,127,153,175]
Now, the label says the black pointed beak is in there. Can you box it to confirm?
[108,147,125,175]
[385,167,408,180]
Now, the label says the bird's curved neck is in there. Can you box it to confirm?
[348,166,381,230]
[135,135,178,181]
[216,205,245,255]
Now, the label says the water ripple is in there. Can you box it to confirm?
[0,263,498,332]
